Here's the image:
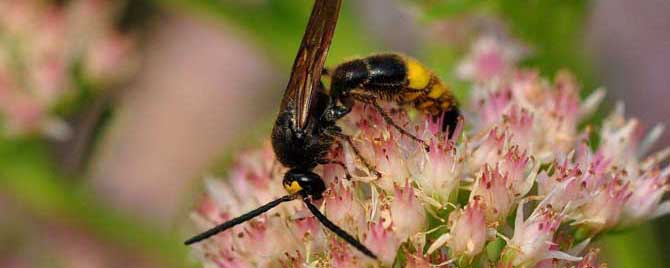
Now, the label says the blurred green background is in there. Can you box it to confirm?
[0,0,668,267]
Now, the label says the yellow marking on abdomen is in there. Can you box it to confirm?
[428,82,449,99]
[406,58,431,90]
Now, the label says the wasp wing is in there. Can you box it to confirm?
[279,0,342,129]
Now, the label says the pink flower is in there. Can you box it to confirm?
[328,237,358,268]
[238,217,299,266]
[579,179,632,233]
[289,212,325,252]
[364,220,400,265]
[621,168,670,226]
[468,128,506,173]
[471,165,514,223]
[477,89,513,127]
[370,133,411,190]
[390,181,426,242]
[503,107,535,153]
[0,0,136,139]
[446,199,487,258]
[410,135,462,202]
[502,203,578,267]
[576,248,606,268]
[457,35,526,82]
[405,253,432,268]
[85,31,136,82]
[499,146,534,198]
[279,251,305,268]
[324,181,366,235]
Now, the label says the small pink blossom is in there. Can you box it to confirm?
[290,213,325,252]
[85,31,136,82]
[457,35,526,82]
[503,107,535,153]
[478,89,513,126]
[579,180,632,233]
[468,128,506,173]
[364,220,400,265]
[371,133,411,190]
[390,181,426,242]
[471,165,514,223]
[410,136,462,202]
[621,169,670,226]
[405,252,432,268]
[324,181,366,235]
[446,199,487,258]
[328,237,358,268]
[503,203,576,268]
[499,146,534,197]
[278,251,305,268]
[575,248,606,268]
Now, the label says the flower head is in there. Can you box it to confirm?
[188,36,668,268]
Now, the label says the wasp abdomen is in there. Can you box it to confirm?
[331,54,460,132]
[332,54,406,99]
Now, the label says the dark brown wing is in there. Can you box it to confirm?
[279,0,342,129]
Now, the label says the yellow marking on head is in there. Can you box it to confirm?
[284,181,303,195]
[406,58,431,90]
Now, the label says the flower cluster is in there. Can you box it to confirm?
[188,37,668,268]
[0,0,135,138]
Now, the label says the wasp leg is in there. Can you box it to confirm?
[351,93,430,150]
[326,127,381,178]
[318,158,352,180]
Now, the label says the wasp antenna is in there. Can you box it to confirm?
[184,195,294,245]
[303,197,378,260]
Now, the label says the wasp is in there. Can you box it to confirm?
[184,0,377,260]
[327,54,461,141]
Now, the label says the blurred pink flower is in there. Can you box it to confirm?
[0,0,136,138]
[579,180,632,233]
[457,35,527,82]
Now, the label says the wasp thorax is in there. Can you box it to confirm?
[283,169,326,199]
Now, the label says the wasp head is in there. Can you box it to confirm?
[283,169,326,200]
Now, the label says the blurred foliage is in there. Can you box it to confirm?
[157,0,381,67]
[0,0,666,267]
[0,137,189,266]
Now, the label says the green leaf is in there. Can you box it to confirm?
[486,237,506,262]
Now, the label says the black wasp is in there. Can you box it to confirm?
[184,0,378,260]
